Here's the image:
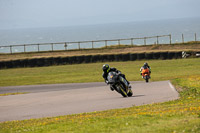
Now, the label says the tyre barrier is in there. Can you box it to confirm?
[175,52,182,59]
[84,55,92,63]
[20,59,29,67]
[6,61,13,68]
[137,53,145,60]
[62,57,68,65]
[91,55,100,63]
[130,53,137,61]
[76,55,84,64]
[107,54,115,62]
[160,52,168,60]
[53,57,62,65]
[36,58,46,67]
[153,52,160,59]
[168,52,176,59]
[0,61,4,69]
[100,55,108,62]
[0,62,4,69]
[45,57,54,66]
[98,54,105,62]
[122,53,130,61]
[0,51,196,69]
[145,53,154,60]
[28,58,37,67]
[114,54,122,61]
[68,56,76,64]
[12,60,21,68]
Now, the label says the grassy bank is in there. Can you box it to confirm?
[0,76,199,132]
[0,58,200,87]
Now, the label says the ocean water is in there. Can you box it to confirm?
[0,17,200,53]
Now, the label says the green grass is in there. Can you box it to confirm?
[0,58,200,87]
[0,58,199,132]
[0,92,28,96]
[0,75,199,133]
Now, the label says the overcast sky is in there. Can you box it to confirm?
[0,0,200,29]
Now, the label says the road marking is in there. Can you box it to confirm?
[168,81,177,92]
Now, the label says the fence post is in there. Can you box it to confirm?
[24,45,26,52]
[10,46,12,54]
[38,44,40,52]
[169,34,172,44]
[51,43,54,51]
[118,39,120,46]
[157,36,159,44]
[182,34,184,43]
[144,37,146,45]
[195,33,197,42]
[131,38,133,46]
[105,40,107,48]
[92,41,94,49]
[64,42,67,50]
[78,42,80,49]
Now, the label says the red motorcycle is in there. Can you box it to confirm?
[141,68,150,83]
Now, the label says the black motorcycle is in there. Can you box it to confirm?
[107,71,133,97]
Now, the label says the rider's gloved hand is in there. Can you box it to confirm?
[116,70,121,75]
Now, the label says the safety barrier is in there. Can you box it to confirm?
[1,51,198,69]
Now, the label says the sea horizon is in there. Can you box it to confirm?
[0,17,200,53]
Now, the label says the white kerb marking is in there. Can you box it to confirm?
[168,81,177,92]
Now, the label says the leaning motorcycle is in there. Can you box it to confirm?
[141,68,150,83]
[107,71,133,97]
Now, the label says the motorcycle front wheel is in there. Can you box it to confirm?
[145,76,149,83]
[118,84,128,97]
[127,89,133,97]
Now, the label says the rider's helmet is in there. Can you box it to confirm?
[102,64,110,72]
[144,62,148,67]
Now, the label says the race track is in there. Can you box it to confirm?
[0,81,179,122]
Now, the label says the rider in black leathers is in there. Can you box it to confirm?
[102,64,131,91]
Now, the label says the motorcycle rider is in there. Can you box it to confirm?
[102,64,131,91]
[140,62,151,78]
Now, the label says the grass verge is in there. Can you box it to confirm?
[0,92,28,96]
[0,76,199,132]
[0,58,200,87]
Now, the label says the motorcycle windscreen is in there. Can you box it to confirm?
[107,72,118,84]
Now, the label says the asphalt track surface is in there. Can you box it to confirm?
[0,81,179,122]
